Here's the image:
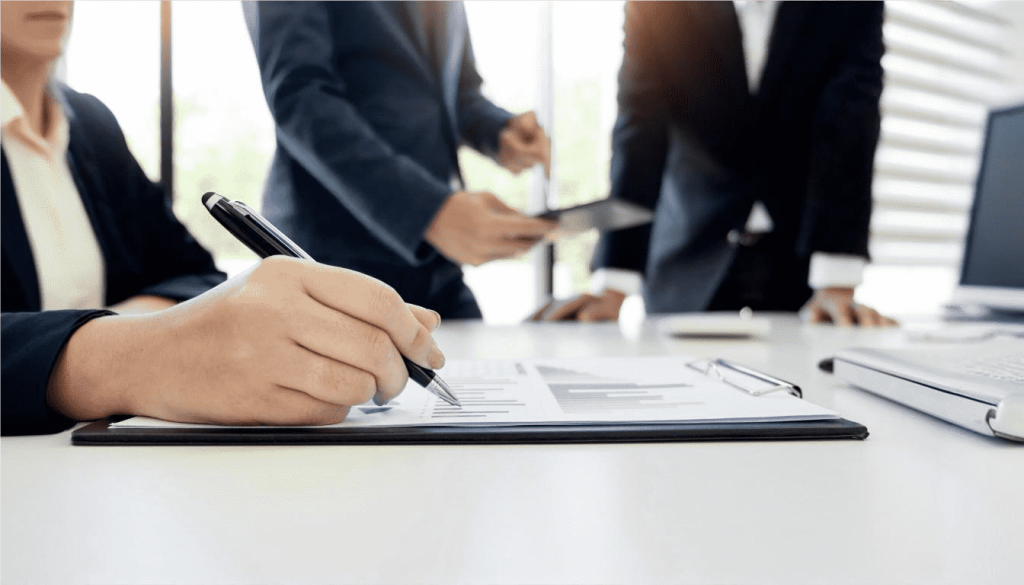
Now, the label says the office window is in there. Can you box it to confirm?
[461,1,625,323]
[857,1,1020,314]
[169,1,275,274]
[63,1,273,277]
[63,2,161,180]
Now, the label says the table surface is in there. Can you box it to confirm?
[3,314,1022,584]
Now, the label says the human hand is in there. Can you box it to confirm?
[498,111,551,176]
[47,257,444,425]
[425,190,557,266]
[801,287,898,327]
[575,289,627,322]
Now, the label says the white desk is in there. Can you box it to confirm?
[3,315,1021,584]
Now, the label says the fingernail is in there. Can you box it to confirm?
[428,343,445,369]
[431,310,442,330]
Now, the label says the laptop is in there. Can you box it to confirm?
[947,103,1024,320]
[834,104,1024,441]
[834,338,1024,441]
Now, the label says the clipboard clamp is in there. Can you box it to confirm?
[687,359,803,398]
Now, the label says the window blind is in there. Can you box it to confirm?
[871,0,1013,266]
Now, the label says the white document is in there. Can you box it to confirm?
[112,357,839,430]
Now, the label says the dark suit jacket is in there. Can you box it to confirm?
[1,84,225,436]
[243,1,513,318]
[592,1,884,313]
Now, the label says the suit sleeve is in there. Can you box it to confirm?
[244,1,454,265]
[590,2,669,275]
[797,2,884,259]
[452,6,514,157]
[1,310,112,436]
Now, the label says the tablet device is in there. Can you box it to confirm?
[536,198,654,236]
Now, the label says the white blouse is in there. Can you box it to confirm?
[1,81,105,310]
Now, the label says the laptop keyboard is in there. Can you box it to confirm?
[956,353,1024,384]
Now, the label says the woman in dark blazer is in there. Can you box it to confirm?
[2,2,447,436]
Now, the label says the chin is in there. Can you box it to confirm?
[8,39,66,63]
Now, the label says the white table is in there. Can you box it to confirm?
[3,315,1021,584]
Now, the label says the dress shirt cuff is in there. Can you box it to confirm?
[591,268,643,296]
[808,253,867,289]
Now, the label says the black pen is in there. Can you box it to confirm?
[201,191,460,407]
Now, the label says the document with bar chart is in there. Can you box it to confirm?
[83,357,870,443]
[112,357,840,430]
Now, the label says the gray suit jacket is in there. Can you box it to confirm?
[244,1,513,317]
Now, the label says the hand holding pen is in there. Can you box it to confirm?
[203,192,460,407]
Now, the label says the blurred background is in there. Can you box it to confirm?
[62,1,1024,323]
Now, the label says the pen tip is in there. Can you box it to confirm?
[434,378,461,407]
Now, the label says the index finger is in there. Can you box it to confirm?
[295,262,440,369]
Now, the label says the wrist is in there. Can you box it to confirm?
[46,313,151,420]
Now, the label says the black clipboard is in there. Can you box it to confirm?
[71,358,867,445]
[71,417,867,445]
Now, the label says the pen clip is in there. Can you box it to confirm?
[687,359,802,398]
[231,201,313,260]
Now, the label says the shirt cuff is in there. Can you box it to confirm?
[808,253,867,289]
[591,268,643,296]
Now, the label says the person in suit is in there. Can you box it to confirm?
[2,1,446,435]
[577,1,896,326]
[243,1,556,320]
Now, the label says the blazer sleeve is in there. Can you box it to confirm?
[796,2,884,259]
[243,1,455,265]
[1,310,113,436]
[590,2,669,275]
[453,6,514,158]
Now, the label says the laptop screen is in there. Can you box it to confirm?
[959,105,1024,293]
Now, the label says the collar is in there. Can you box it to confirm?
[1,79,70,158]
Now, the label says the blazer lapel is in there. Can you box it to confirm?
[1,152,41,310]
[696,1,749,98]
[757,2,810,100]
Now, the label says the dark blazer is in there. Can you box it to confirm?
[1,84,225,436]
[243,1,513,318]
[592,1,884,313]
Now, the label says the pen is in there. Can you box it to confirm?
[201,191,461,407]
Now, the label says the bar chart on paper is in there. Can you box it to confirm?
[534,364,699,413]
[110,357,842,430]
